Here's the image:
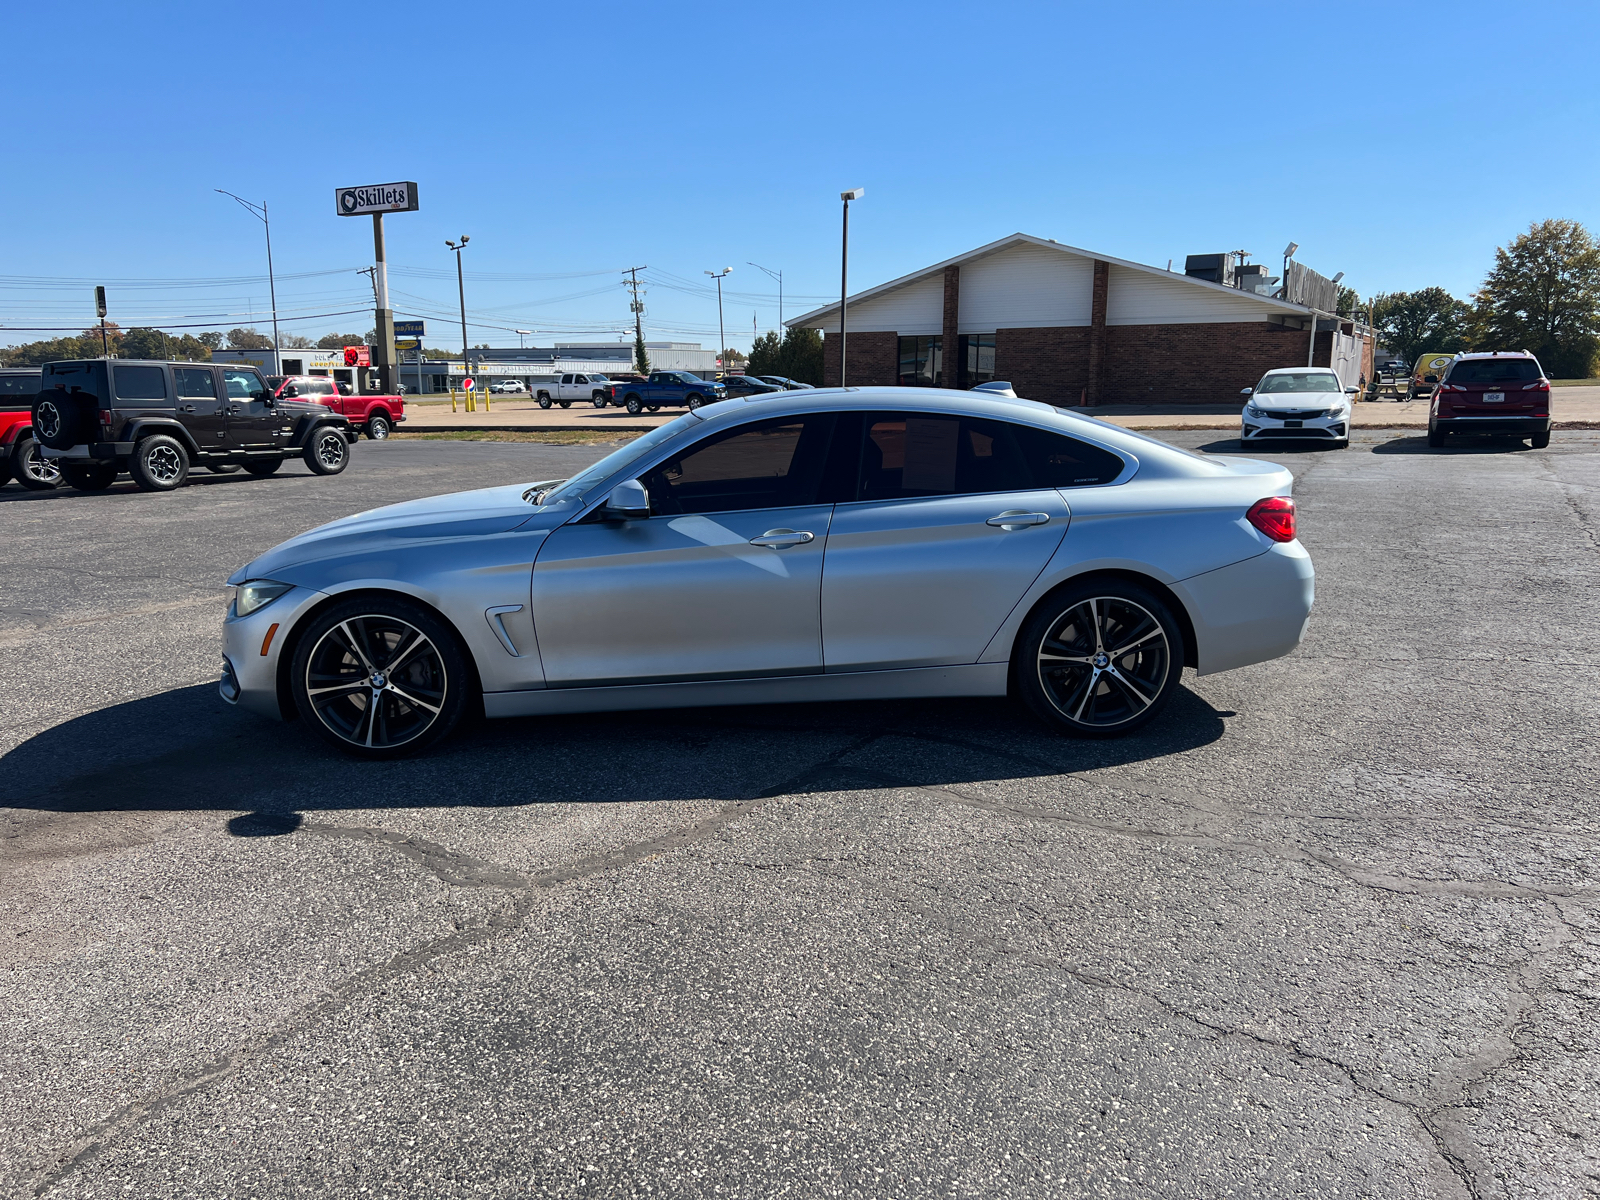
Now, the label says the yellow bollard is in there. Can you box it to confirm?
[450,387,457,413]
[483,385,491,412]
[467,387,476,413]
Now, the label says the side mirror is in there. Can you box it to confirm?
[1240,387,1253,396]
[283,385,300,398]
[603,479,651,520]
[1344,385,1358,394]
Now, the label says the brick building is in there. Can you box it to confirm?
[788,233,1372,405]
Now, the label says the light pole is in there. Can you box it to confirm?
[705,268,731,374]
[217,190,281,370]
[748,261,783,332]
[839,188,864,387]
[1281,241,1299,302]
[446,236,470,372]
[515,329,532,349]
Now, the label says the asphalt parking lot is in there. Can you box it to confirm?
[3,428,1598,1199]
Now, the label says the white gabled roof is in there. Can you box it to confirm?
[785,232,1314,327]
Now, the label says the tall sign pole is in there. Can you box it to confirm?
[839,189,864,387]
[336,182,419,396]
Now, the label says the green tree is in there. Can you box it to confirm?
[227,327,273,350]
[633,330,650,375]
[197,331,224,350]
[317,333,365,350]
[1336,286,1359,317]
[1472,218,1600,378]
[280,333,314,349]
[422,347,458,360]
[747,327,823,385]
[1370,288,1471,368]
[721,347,747,366]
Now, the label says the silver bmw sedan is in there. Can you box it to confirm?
[221,388,1314,757]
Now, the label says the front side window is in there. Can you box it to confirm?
[897,336,943,386]
[640,415,838,515]
[222,369,266,399]
[113,364,168,401]
[1256,372,1341,394]
[174,368,216,398]
[859,413,1123,501]
[1447,358,1541,384]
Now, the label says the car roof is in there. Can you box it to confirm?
[1259,366,1338,375]
[1450,350,1537,360]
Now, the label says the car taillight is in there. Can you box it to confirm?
[1522,379,1550,391]
[98,409,113,427]
[1246,496,1296,543]
[1439,383,1463,392]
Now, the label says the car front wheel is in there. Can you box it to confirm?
[1015,581,1183,738]
[304,428,350,475]
[130,434,190,491]
[11,435,60,490]
[290,598,470,757]
[537,393,553,409]
[592,393,607,407]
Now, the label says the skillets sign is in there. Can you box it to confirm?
[335,182,419,216]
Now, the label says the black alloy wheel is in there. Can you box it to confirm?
[60,462,117,490]
[11,436,61,490]
[1016,581,1183,738]
[366,414,391,440]
[129,434,190,491]
[245,457,283,476]
[291,600,469,757]
[304,429,349,475]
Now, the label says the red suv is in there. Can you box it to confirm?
[1428,352,1551,449]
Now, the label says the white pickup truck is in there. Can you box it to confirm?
[534,372,614,409]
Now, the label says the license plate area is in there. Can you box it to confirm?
[1284,420,1303,428]
[1484,392,1504,403]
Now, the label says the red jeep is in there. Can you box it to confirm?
[270,375,405,440]
[0,366,58,489]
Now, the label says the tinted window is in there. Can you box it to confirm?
[113,364,168,401]
[1447,358,1541,384]
[641,415,838,514]
[0,375,39,399]
[222,369,265,399]
[313,380,337,396]
[43,361,107,402]
[174,368,216,398]
[1256,372,1341,394]
[859,413,1122,501]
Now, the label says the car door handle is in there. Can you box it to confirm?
[179,404,195,413]
[748,529,815,548]
[987,511,1050,529]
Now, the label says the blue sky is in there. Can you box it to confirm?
[4,0,1596,353]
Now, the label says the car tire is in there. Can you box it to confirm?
[647,405,661,413]
[11,435,61,490]
[1427,429,1446,448]
[290,596,471,758]
[129,434,190,492]
[1336,438,1350,450]
[206,463,243,473]
[244,457,283,476]
[1014,579,1184,739]
[625,395,643,415]
[31,394,94,450]
[558,400,571,409]
[537,393,553,409]
[686,394,704,411]
[304,427,350,475]
[592,393,607,408]
[366,414,391,440]
[1530,430,1551,449]
[59,462,117,491]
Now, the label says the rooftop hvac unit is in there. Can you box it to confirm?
[1184,253,1234,286]
[1234,264,1277,295]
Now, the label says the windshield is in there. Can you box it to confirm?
[588,374,609,382]
[677,373,705,383]
[1256,372,1341,394]
[538,413,703,506]
[1447,358,1541,384]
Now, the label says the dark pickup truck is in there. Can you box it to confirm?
[608,371,728,415]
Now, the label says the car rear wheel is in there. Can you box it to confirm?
[291,598,470,758]
[60,463,117,490]
[625,394,643,415]
[366,414,391,440]
[1015,581,1183,738]
[304,428,349,475]
[11,436,60,490]
[207,463,243,474]
[130,434,190,491]
[558,400,571,409]
[1427,427,1446,448]
[1530,430,1551,449]
[647,405,661,412]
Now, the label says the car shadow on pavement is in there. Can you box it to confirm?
[0,681,1230,831]
[1193,438,1341,455]
[1371,435,1534,454]
[0,473,279,502]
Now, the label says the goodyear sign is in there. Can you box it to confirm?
[394,320,425,337]
[335,182,419,216]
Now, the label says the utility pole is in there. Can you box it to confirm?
[623,265,649,375]
[705,268,731,375]
[216,191,280,372]
[447,236,471,376]
[748,261,783,331]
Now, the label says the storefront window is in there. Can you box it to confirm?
[958,335,996,388]
[897,336,942,386]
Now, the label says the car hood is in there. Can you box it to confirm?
[228,483,537,584]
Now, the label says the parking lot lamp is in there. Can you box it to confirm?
[217,190,281,370]
[515,329,531,349]
[748,262,783,331]
[839,188,865,386]
[446,236,470,371]
[705,268,732,374]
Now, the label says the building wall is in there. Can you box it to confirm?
[958,242,1093,330]
[1105,263,1279,325]
[821,331,898,387]
[1102,321,1324,402]
[995,327,1092,405]
[811,273,943,335]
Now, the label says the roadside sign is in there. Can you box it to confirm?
[394,339,420,351]
[335,182,420,216]
[343,345,371,367]
[462,377,475,391]
[94,286,107,318]
[394,320,425,337]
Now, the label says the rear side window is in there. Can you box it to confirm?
[1447,358,1541,384]
[640,415,838,514]
[113,364,168,401]
[175,368,216,398]
[858,413,1124,501]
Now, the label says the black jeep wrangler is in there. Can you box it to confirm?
[31,359,354,492]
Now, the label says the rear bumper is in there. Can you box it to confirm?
[1434,416,1550,435]
[41,442,132,460]
[1172,541,1315,675]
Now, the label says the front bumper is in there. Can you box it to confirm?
[219,584,328,720]
[1172,540,1315,675]
[1433,415,1550,435]
[1241,412,1348,441]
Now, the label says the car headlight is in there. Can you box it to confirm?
[232,580,294,618]
[1245,404,1265,419]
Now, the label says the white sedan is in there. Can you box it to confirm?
[1240,368,1358,449]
